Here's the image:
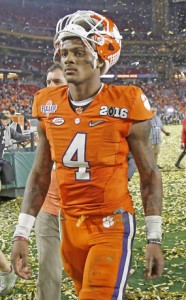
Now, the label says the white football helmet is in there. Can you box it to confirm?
[53,10,122,75]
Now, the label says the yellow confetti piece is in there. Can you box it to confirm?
[76,215,87,227]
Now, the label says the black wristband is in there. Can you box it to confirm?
[147,239,161,245]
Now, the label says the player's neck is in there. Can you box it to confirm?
[68,82,103,102]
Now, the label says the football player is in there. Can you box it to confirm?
[11,10,164,300]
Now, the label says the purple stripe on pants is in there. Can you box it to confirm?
[112,212,136,300]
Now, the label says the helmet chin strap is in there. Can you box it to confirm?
[82,38,98,69]
[53,47,59,63]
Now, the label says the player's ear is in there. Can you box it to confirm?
[96,57,104,69]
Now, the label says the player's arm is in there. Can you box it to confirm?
[126,120,164,279]
[11,121,53,279]
[21,121,53,215]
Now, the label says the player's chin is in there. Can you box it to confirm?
[66,77,79,84]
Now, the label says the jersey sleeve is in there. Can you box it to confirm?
[32,89,43,118]
[32,88,48,131]
[128,86,153,121]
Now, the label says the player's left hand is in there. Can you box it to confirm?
[144,244,164,279]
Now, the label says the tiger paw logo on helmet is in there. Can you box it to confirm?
[103,216,115,228]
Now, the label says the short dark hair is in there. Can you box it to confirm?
[46,63,63,76]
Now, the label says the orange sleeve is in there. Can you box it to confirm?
[128,86,153,121]
[32,86,68,133]
[32,89,46,130]
[32,97,38,118]
[32,89,44,118]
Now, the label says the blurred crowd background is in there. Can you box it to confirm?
[0,0,185,128]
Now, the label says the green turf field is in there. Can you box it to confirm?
[0,125,185,299]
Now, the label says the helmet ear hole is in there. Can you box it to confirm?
[108,43,114,51]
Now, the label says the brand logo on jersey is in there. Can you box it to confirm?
[103,216,115,228]
[41,100,58,117]
[100,106,128,119]
[89,120,105,127]
[141,94,151,110]
[52,117,64,126]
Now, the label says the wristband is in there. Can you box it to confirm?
[13,213,36,240]
[145,215,162,241]
[147,239,161,245]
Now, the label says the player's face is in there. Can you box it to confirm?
[46,69,67,87]
[59,38,98,85]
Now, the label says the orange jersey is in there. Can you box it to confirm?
[32,84,153,217]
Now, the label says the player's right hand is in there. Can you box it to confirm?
[11,240,32,279]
